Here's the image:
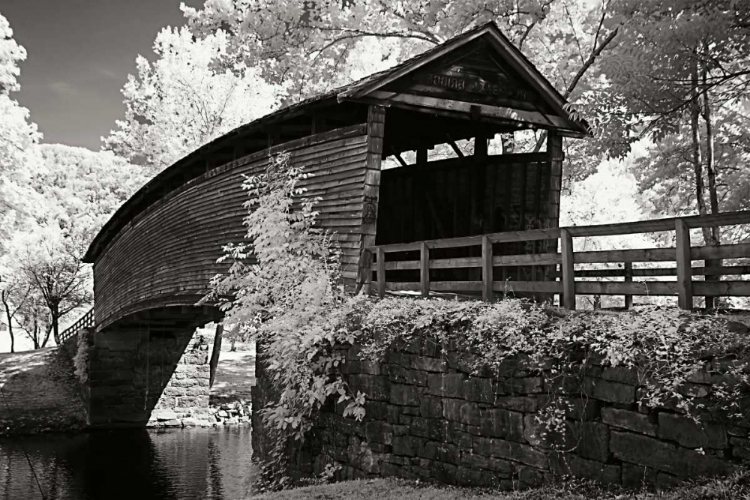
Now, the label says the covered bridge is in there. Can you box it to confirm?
[75,21,591,426]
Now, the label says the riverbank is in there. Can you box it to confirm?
[251,475,750,500]
[0,348,87,436]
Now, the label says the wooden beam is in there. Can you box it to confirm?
[367,91,576,130]
[420,242,430,297]
[624,262,633,310]
[356,105,385,295]
[675,218,693,310]
[377,247,386,298]
[482,236,493,301]
[560,228,576,309]
[445,134,465,157]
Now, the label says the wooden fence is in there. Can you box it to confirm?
[366,211,750,309]
[59,308,94,344]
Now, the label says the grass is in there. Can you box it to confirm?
[249,474,750,500]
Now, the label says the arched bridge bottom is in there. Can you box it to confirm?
[87,306,222,427]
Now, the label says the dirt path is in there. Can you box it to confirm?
[210,345,256,406]
[0,348,87,435]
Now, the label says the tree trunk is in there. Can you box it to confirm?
[209,323,223,388]
[690,65,711,243]
[2,293,15,353]
[41,325,52,348]
[51,301,60,345]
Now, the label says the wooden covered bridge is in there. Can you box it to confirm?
[63,22,750,426]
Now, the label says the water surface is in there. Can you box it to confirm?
[0,427,254,500]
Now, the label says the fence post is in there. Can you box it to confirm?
[482,235,493,301]
[560,228,576,309]
[675,218,693,310]
[624,262,633,310]
[377,247,386,298]
[420,242,430,298]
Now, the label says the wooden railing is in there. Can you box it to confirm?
[59,308,94,344]
[366,211,750,310]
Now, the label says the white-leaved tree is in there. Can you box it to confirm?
[103,27,278,174]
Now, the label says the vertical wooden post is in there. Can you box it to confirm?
[624,262,633,310]
[482,236,493,301]
[356,105,385,294]
[544,132,564,305]
[209,323,223,388]
[675,218,693,310]
[377,247,386,298]
[420,242,430,297]
[560,228,576,310]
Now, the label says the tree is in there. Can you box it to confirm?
[103,26,277,173]
[596,0,750,242]
[0,12,43,254]
[0,272,30,352]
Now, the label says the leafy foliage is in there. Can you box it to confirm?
[103,26,277,173]
[204,153,364,487]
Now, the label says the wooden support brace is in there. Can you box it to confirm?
[482,235,493,301]
[624,262,633,310]
[445,134,465,157]
[420,242,430,298]
[675,218,693,309]
[560,228,576,309]
[377,247,386,298]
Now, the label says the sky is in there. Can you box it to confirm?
[2,0,204,151]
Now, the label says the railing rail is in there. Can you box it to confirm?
[366,211,750,309]
[59,308,95,344]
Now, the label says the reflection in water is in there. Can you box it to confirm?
[0,427,254,500]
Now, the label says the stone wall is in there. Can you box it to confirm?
[253,336,748,489]
[87,325,213,427]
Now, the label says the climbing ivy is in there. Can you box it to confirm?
[208,153,750,488]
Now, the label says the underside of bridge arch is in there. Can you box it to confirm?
[87,306,222,427]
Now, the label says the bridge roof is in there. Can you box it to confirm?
[84,21,588,264]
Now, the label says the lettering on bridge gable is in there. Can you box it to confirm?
[422,72,533,103]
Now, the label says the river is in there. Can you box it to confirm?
[0,427,255,500]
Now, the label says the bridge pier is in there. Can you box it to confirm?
[87,315,215,427]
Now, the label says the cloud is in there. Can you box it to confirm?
[48,81,79,97]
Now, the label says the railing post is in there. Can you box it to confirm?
[624,262,633,310]
[560,228,576,310]
[420,242,430,298]
[675,218,693,310]
[377,247,386,298]
[482,235,493,301]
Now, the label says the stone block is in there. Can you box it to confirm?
[392,436,420,457]
[575,422,610,463]
[421,338,442,358]
[456,466,497,487]
[550,454,621,485]
[383,365,427,386]
[385,351,414,366]
[473,437,548,469]
[365,421,393,445]
[610,431,735,478]
[518,466,546,487]
[430,460,457,484]
[427,373,466,398]
[495,396,540,413]
[498,377,543,395]
[600,366,639,386]
[412,356,447,373]
[465,377,494,403]
[410,417,449,441]
[421,442,459,464]
[583,377,635,404]
[657,413,727,449]
[460,452,512,475]
[602,408,657,437]
[420,396,443,418]
[365,401,388,421]
[622,462,657,488]
[350,375,389,402]
[446,351,481,374]
[480,409,524,442]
